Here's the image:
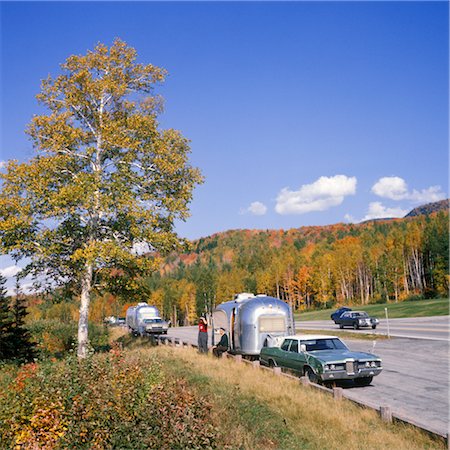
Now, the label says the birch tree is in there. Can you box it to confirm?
[0,40,203,358]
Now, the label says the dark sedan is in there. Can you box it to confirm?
[335,311,379,330]
[331,307,352,323]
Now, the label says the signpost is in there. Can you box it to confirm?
[385,307,390,339]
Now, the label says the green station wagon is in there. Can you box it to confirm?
[260,334,382,386]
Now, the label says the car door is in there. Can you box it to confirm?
[284,339,304,373]
[276,339,292,368]
[340,312,351,327]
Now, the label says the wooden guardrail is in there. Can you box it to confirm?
[155,335,448,446]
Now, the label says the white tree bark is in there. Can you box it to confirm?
[77,262,93,358]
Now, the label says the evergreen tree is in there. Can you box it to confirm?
[10,280,36,362]
[0,274,14,360]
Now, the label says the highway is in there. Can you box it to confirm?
[296,315,449,341]
[167,318,449,437]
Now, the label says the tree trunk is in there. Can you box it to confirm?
[78,262,93,359]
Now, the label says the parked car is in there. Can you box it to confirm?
[126,303,169,336]
[331,307,352,323]
[103,316,126,326]
[335,311,379,330]
[260,334,382,386]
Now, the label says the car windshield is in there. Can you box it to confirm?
[144,319,162,324]
[301,338,348,352]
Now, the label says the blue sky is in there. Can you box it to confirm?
[1,1,448,257]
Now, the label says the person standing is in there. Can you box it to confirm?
[212,328,229,358]
[198,316,208,353]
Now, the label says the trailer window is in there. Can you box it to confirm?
[259,317,285,332]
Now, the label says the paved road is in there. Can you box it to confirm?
[297,315,450,341]
[167,326,449,437]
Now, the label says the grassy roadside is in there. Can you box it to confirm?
[152,345,444,450]
[298,328,389,340]
[295,297,449,321]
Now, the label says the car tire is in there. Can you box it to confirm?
[339,324,344,329]
[354,377,373,386]
[372,325,377,329]
[353,323,359,330]
[268,359,276,368]
[305,367,318,384]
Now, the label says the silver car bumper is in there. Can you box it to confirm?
[321,367,382,381]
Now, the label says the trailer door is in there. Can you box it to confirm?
[213,310,228,347]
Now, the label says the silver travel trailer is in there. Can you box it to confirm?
[126,303,169,336]
[212,293,295,357]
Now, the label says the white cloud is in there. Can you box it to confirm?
[344,213,355,223]
[372,177,408,200]
[362,202,408,221]
[408,186,446,203]
[241,201,267,216]
[0,265,21,278]
[275,175,357,215]
[0,161,6,170]
[372,177,445,203]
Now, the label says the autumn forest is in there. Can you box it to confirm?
[138,208,449,325]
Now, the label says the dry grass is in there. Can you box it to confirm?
[150,346,445,450]
[108,326,128,343]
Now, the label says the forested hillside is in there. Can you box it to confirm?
[25,207,448,329]
[142,209,448,325]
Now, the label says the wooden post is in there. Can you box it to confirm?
[300,376,310,386]
[273,367,281,376]
[380,406,392,423]
[235,355,242,363]
[252,360,260,369]
[333,387,343,400]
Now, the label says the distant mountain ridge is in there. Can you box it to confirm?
[360,199,449,224]
[160,200,449,276]
[405,199,449,218]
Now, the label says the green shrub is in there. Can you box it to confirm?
[0,348,217,449]
[28,320,109,357]
[405,294,425,302]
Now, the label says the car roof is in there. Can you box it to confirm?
[283,334,340,340]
